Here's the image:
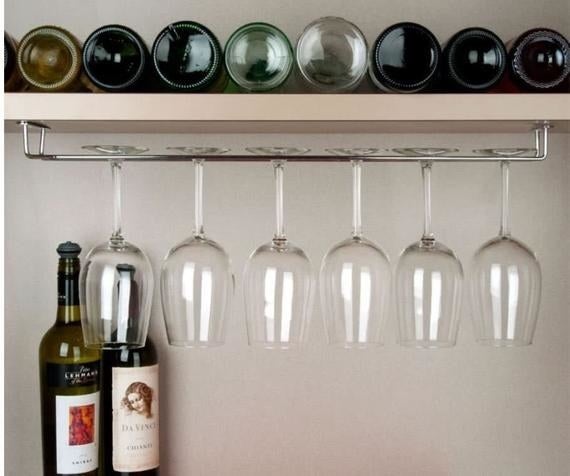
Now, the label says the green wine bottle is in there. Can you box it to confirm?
[100,337,159,475]
[39,242,101,476]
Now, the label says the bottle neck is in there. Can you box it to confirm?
[56,258,81,324]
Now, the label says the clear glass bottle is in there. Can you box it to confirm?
[17,25,86,91]
[296,16,368,92]
[443,27,507,91]
[224,22,293,92]
[83,24,150,92]
[151,21,225,92]
[370,22,441,93]
[508,28,569,91]
[39,242,101,476]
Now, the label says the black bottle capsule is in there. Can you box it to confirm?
[443,27,506,91]
[83,24,150,92]
[370,22,441,93]
[509,28,569,91]
[151,21,224,92]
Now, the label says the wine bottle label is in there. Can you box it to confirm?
[55,392,100,474]
[47,362,99,387]
[112,364,159,471]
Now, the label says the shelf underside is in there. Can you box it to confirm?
[4,93,570,134]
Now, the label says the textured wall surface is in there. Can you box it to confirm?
[4,0,570,474]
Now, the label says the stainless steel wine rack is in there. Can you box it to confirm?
[19,120,550,162]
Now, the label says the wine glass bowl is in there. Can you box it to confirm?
[161,235,232,347]
[81,240,154,348]
[396,239,463,348]
[471,236,541,346]
[320,236,390,348]
[244,239,313,349]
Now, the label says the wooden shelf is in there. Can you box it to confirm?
[4,93,570,134]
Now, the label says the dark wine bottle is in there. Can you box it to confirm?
[508,28,570,91]
[39,241,101,476]
[17,25,87,92]
[443,27,507,91]
[151,21,225,92]
[100,336,159,475]
[370,22,441,93]
[5,32,23,91]
[83,25,150,92]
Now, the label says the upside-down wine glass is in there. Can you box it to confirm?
[243,154,313,349]
[160,150,233,347]
[395,154,463,348]
[320,158,391,347]
[79,146,154,348]
[471,148,541,346]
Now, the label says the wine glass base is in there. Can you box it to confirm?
[249,342,303,350]
[329,342,383,350]
[168,340,225,348]
[476,339,531,347]
[399,340,456,349]
[87,342,145,350]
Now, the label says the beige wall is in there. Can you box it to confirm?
[4,1,570,475]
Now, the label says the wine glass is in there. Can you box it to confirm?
[160,149,233,347]
[470,149,541,346]
[395,156,463,348]
[320,158,391,347]
[79,146,154,349]
[243,155,313,349]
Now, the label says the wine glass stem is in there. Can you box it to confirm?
[194,159,205,237]
[111,160,123,241]
[500,161,511,237]
[352,160,363,238]
[273,160,286,240]
[422,161,434,241]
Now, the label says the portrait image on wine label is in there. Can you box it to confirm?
[112,365,159,472]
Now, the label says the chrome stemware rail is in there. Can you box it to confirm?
[19,120,550,163]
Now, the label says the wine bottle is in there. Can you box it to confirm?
[442,27,507,91]
[39,241,101,476]
[5,32,23,91]
[17,25,87,91]
[296,16,368,93]
[100,333,159,474]
[151,21,225,92]
[83,25,150,92]
[224,22,293,93]
[508,28,569,91]
[370,22,441,93]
